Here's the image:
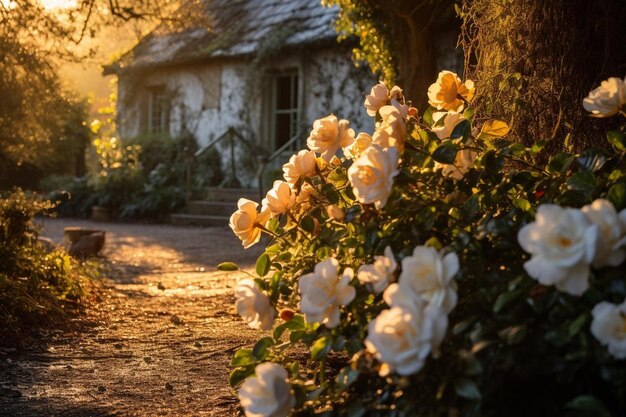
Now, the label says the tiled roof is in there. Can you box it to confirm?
[106,0,339,74]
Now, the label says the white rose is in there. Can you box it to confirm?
[518,204,599,296]
[365,298,448,376]
[265,181,296,216]
[583,76,626,118]
[581,198,626,268]
[428,70,475,111]
[343,132,372,160]
[298,258,356,328]
[357,246,397,294]
[364,83,389,116]
[431,110,466,140]
[394,246,459,314]
[235,279,275,331]
[591,299,626,359]
[347,144,400,210]
[238,363,295,417]
[307,115,355,161]
[282,150,317,186]
[230,198,271,249]
[372,105,407,152]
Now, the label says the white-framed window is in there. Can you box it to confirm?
[269,71,299,151]
[147,85,169,134]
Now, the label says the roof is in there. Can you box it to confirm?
[105,0,340,74]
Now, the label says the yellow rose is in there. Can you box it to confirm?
[431,111,466,140]
[306,115,355,161]
[428,71,475,111]
[229,198,270,249]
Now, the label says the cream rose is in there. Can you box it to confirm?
[583,76,626,118]
[372,105,407,152]
[428,70,475,111]
[238,363,295,417]
[364,83,389,116]
[591,299,626,359]
[230,198,271,249]
[347,144,399,210]
[235,279,276,331]
[394,246,459,314]
[282,150,317,186]
[431,110,466,140]
[365,298,448,376]
[343,132,372,160]
[581,198,626,268]
[307,115,355,161]
[518,204,599,296]
[357,246,397,294]
[265,181,296,216]
[298,258,356,328]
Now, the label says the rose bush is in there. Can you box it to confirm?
[222,73,626,416]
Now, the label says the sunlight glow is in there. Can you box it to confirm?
[41,0,77,9]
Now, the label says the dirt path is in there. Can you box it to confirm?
[0,219,263,416]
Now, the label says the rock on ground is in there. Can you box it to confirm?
[0,219,264,417]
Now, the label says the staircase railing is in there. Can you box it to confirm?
[256,134,301,201]
[185,127,251,202]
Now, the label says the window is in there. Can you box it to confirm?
[147,86,169,134]
[270,72,299,151]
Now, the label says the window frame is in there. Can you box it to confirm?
[146,85,169,135]
[268,70,300,152]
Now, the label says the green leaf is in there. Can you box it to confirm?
[273,315,306,340]
[566,171,596,195]
[608,183,626,210]
[311,336,332,361]
[493,289,522,313]
[255,253,270,277]
[455,378,481,400]
[422,106,435,126]
[607,130,626,152]
[229,367,253,388]
[512,198,531,212]
[568,313,588,339]
[301,215,315,233]
[230,348,255,367]
[531,140,547,154]
[565,395,611,417]
[321,183,340,204]
[217,262,239,271]
[337,366,360,389]
[252,337,274,361]
[432,143,458,164]
[499,325,527,345]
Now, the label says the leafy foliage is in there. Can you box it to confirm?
[227,79,626,416]
[0,190,88,338]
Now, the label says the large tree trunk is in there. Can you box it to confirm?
[460,0,626,153]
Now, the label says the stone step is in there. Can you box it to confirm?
[205,187,260,202]
[186,200,237,217]
[170,213,230,227]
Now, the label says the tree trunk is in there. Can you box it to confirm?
[461,0,626,153]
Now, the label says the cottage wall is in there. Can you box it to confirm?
[116,48,376,188]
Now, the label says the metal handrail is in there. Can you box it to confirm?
[185,127,251,201]
[256,133,301,201]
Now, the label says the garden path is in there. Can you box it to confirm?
[0,219,262,416]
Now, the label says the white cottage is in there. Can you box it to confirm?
[105,0,376,195]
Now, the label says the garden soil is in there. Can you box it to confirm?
[0,219,263,416]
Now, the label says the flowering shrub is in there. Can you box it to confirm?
[223,72,626,416]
